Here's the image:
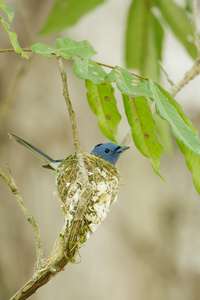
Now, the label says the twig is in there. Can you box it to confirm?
[56,56,89,189]
[0,48,32,53]
[95,61,147,79]
[0,48,148,81]
[56,56,90,191]
[0,165,43,269]
[170,61,200,97]
[158,60,175,86]
[9,258,70,300]
[56,56,81,153]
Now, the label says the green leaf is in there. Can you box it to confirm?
[144,14,164,81]
[0,18,28,58]
[177,140,200,194]
[125,0,146,70]
[156,83,198,134]
[40,0,105,34]
[85,79,121,143]
[125,0,164,81]
[0,2,28,58]
[153,115,173,155]
[156,0,197,59]
[155,82,200,193]
[55,37,97,59]
[123,94,164,179]
[73,57,107,84]
[148,79,200,157]
[31,38,97,60]
[107,66,152,98]
[185,0,193,13]
[31,43,58,58]
[0,1,14,22]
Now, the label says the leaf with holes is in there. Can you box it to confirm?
[107,66,152,98]
[123,94,164,179]
[55,37,97,59]
[85,79,121,143]
[31,43,58,58]
[156,0,197,59]
[73,57,107,84]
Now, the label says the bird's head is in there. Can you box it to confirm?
[90,142,129,165]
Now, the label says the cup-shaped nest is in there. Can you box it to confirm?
[56,152,120,257]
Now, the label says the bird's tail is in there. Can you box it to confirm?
[8,133,62,170]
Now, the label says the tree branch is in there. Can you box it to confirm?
[0,165,43,269]
[4,53,121,300]
[169,60,200,97]
[158,60,175,86]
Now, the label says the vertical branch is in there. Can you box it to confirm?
[57,56,81,153]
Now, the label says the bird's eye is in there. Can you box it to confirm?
[105,148,110,153]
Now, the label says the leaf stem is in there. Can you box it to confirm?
[0,48,32,53]
[95,61,148,80]
[0,48,148,80]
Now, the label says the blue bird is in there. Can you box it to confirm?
[8,133,129,170]
[90,143,129,165]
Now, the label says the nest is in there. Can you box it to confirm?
[55,152,120,259]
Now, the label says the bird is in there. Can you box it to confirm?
[8,133,129,170]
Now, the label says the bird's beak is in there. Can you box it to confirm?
[114,146,130,153]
